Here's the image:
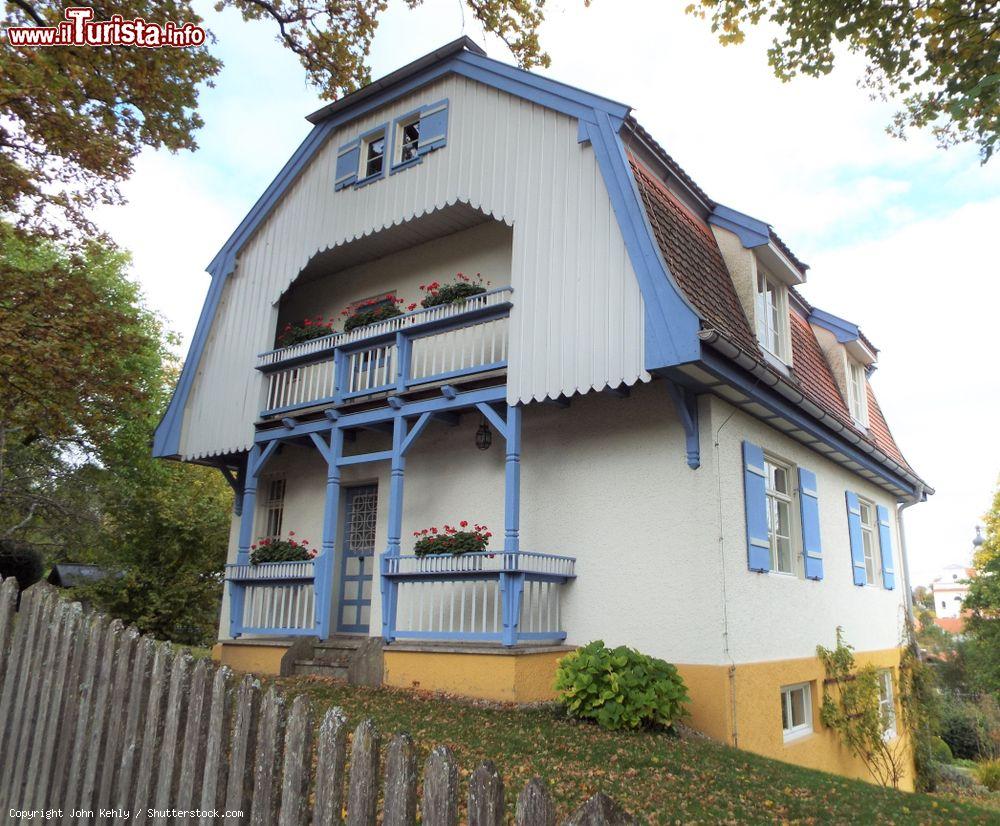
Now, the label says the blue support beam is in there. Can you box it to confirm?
[664,379,701,469]
[381,414,408,642]
[315,427,344,639]
[504,404,522,555]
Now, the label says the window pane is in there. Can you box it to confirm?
[790,687,806,728]
[776,536,793,574]
[772,465,787,494]
[781,694,789,730]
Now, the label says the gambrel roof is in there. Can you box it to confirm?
[154,38,928,498]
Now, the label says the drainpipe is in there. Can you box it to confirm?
[897,483,925,630]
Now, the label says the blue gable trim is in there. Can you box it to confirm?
[155,44,701,457]
[808,308,862,344]
[707,204,770,249]
[584,113,701,370]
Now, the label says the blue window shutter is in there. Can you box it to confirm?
[417,99,449,155]
[742,441,771,573]
[334,139,360,190]
[798,467,823,581]
[876,505,896,590]
[845,491,867,586]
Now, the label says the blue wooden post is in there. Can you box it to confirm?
[333,347,348,404]
[501,404,523,646]
[381,414,407,642]
[315,426,344,639]
[504,404,521,553]
[395,331,411,393]
[230,444,261,638]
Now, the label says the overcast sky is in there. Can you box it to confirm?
[94,0,1000,585]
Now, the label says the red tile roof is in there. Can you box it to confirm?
[629,155,916,479]
[933,617,966,635]
[631,158,760,354]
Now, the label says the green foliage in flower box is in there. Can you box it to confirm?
[250,534,315,565]
[412,522,492,556]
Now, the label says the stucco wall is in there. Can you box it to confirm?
[220,383,908,668]
[709,395,908,663]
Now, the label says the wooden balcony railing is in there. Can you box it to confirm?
[381,551,576,646]
[226,560,317,637]
[256,287,513,417]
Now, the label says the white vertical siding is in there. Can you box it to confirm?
[180,74,645,461]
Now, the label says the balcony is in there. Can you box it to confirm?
[256,287,513,418]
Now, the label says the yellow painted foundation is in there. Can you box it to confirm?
[679,647,914,791]
[214,640,290,675]
[383,647,568,703]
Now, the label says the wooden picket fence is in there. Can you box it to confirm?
[0,581,636,824]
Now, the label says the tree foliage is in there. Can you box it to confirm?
[0,222,231,645]
[687,0,1000,162]
[963,480,1000,695]
[2,0,557,238]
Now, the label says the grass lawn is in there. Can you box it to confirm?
[275,677,1000,824]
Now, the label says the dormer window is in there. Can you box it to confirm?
[847,360,869,428]
[396,114,420,164]
[755,266,790,363]
[362,129,386,179]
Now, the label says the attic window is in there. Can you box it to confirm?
[362,130,386,179]
[755,266,790,363]
[847,360,869,428]
[396,114,420,164]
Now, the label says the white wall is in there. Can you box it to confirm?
[219,384,908,663]
[709,395,908,662]
[182,73,646,461]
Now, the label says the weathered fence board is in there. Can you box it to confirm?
[0,579,636,825]
[312,707,348,826]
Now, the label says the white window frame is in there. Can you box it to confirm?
[755,265,790,363]
[360,128,387,180]
[847,360,869,427]
[858,497,881,586]
[259,474,286,540]
[878,670,897,740]
[780,682,813,742]
[764,455,799,576]
[394,112,421,166]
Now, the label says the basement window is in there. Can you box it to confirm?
[780,682,813,742]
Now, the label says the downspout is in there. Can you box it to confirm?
[897,483,925,628]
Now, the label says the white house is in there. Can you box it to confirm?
[154,39,930,787]
[931,563,973,620]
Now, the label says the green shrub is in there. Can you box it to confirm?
[931,736,954,764]
[250,535,314,565]
[975,759,1000,791]
[554,640,689,731]
[0,538,43,590]
[940,695,990,760]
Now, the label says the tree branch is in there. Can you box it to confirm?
[9,0,45,26]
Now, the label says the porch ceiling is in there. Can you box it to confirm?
[293,202,497,289]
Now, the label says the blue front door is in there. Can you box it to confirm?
[337,484,377,633]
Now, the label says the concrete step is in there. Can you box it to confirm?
[293,659,349,680]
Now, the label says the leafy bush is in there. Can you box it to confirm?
[250,534,315,565]
[342,299,403,332]
[554,640,689,731]
[935,762,979,792]
[931,736,954,764]
[940,694,991,760]
[419,273,488,308]
[975,759,1000,791]
[0,538,43,590]
[413,522,491,556]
